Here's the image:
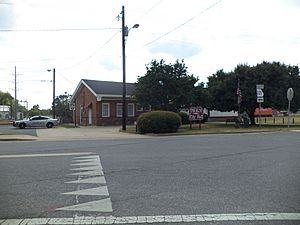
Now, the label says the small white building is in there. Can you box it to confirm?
[208,110,238,122]
[0,105,11,119]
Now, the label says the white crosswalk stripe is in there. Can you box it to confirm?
[57,154,113,213]
[70,166,102,171]
[65,176,106,184]
[1,213,300,224]
[56,198,113,212]
[62,186,109,196]
[68,170,104,176]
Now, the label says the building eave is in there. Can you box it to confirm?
[96,94,134,101]
[70,79,97,102]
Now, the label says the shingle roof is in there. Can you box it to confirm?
[82,79,136,96]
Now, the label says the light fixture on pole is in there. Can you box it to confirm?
[47,68,56,119]
[121,5,139,131]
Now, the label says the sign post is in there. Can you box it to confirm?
[189,107,203,129]
[256,84,264,127]
[287,88,294,128]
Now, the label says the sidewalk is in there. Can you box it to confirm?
[0,126,144,141]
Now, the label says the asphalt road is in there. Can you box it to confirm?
[0,125,37,136]
[0,132,299,224]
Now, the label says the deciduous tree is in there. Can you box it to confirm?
[207,61,300,125]
[134,59,198,112]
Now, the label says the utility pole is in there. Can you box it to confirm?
[14,66,17,120]
[119,6,139,130]
[48,68,56,119]
[53,68,56,119]
[121,5,126,131]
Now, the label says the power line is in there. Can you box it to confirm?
[61,30,120,70]
[56,71,75,85]
[138,0,164,21]
[144,0,223,47]
[0,27,120,32]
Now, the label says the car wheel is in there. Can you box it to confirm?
[19,123,26,129]
[46,122,53,128]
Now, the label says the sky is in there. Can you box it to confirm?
[1,0,300,109]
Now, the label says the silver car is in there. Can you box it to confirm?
[13,116,59,129]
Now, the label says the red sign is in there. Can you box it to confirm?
[189,107,203,121]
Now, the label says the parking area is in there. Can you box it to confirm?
[0,125,144,141]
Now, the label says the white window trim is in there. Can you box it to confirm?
[116,103,122,117]
[128,103,135,117]
[136,104,143,112]
[102,103,110,117]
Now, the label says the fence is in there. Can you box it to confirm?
[255,116,300,125]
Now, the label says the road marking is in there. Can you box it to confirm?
[74,155,99,159]
[1,213,300,224]
[65,176,106,184]
[0,152,93,159]
[56,198,113,212]
[62,186,109,196]
[70,166,102,171]
[72,158,99,163]
[68,170,104,176]
[71,161,102,167]
[59,154,113,214]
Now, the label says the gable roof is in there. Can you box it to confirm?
[82,79,135,95]
[71,79,136,102]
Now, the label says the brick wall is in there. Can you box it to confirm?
[75,85,97,126]
[74,85,145,126]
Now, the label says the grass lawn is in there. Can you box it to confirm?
[59,123,79,128]
[125,121,300,135]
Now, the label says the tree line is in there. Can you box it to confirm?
[134,60,300,125]
[2,60,299,125]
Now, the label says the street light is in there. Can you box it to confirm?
[47,68,56,119]
[121,5,139,131]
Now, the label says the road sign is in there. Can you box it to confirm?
[256,84,264,103]
[256,89,264,97]
[257,97,264,103]
[256,84,264,89]
[287,88,294,101]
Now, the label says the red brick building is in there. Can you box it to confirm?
[71,79,145,126]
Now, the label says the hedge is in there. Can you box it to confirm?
[137,111,181,134]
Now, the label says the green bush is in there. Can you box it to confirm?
[137,111,181,134]
[178,112,189,124]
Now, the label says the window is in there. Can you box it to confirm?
[102,103,110,117]
[128,103,135,117]
[116,103,122,117]
[136,104,143,111]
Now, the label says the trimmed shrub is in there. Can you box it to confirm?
[137,111,181,134]
[178,111,189,124]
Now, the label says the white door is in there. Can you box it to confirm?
[88,107,92,125]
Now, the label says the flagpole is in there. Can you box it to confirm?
[237,78,241,115]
